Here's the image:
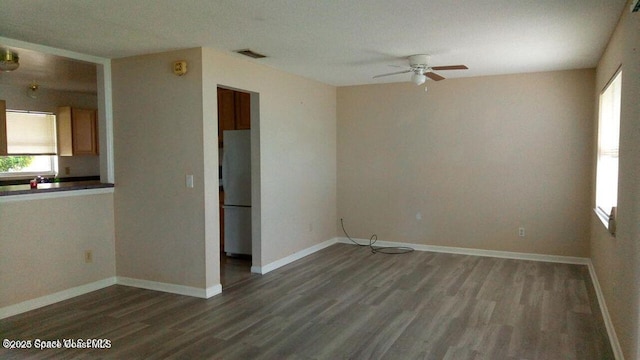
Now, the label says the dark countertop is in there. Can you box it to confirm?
[0,180,114,196]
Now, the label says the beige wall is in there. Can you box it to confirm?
[338,69,594,257]
[0,193,116,308]
[113,47,337,290]
[112,48,207,288]
[591,4,640,359]
[201,48,337,273]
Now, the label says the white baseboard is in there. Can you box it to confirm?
[586,262,624,360]
[206,284,223,298]
[336,237,590,264]
[251,237,339,275]
[1,276,222,320]
[116,277,221,299]
[0,277,116,320]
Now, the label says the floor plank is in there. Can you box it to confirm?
[0,244,614,359]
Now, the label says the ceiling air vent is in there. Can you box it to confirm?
[235,49,266,59]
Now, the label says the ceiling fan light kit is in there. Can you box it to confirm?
[373,54,468,90]
[0,48,20,72]
[411,72,427,85]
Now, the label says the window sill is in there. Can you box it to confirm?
[593,207,616,237]
[0,171,57,181]
[0,181,114,202]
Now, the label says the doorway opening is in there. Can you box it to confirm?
[218,86,257,287]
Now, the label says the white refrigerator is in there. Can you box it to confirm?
[222,130,252,256]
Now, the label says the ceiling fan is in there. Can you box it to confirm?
[373,54,467,86]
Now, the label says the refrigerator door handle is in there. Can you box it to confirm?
[221,147,227,192]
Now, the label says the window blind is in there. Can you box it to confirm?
[5,111,57,155]
[595,70,621,217]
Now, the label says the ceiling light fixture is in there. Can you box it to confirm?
[27,81,39,99]
[411,72,426,85]
[0,49,19,72]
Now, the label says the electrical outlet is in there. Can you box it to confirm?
[84,250,93,263]
[518,227,526,237]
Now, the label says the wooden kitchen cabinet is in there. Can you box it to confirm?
[57,106,99,156]
[217,88,251,147]
[218,88,236,147]
[0,100,7,155]
[234,91,251,129]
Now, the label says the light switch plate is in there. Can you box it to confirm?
[186,174,194,188]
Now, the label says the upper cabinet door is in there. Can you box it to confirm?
[218,88,236,147]
[0,100,7,155]
[57,106,98,156]
[218,88,236,131]
[235,91,251,130]
[218,88,252,146]
[72,108,98,155]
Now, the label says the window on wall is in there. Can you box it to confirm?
[0,111,58,178]
[595,69,622,228]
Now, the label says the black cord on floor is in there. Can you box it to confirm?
[340,218,414,254]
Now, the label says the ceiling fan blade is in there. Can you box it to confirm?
[425,72,445,81]
[430,65,468,70]
[373,69,411,79]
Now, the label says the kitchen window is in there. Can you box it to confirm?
[0,110,58,178]
[594,69,622,232]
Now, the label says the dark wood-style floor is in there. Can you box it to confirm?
[220,253,254,288]
[1,244,613,359]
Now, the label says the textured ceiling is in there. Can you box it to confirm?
[0,0,628,88]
